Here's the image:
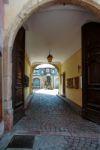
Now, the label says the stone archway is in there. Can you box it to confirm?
[3,0,100,131]
[33,78,41,89]
[32,63,60,92]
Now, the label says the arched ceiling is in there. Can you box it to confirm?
[25,4,99,64]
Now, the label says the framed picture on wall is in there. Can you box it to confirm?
[67,78,73,88]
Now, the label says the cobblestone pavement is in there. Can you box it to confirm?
[1,134,100,150]
[33,135,100,150]
[13,92,100,137]
[0,91,100,149]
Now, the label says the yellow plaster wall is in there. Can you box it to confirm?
[61,49,82,107]
[24,54,32,108]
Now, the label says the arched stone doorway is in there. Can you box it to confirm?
[33,78,41,89]
[32,64,59,91]
[3,0,100,131]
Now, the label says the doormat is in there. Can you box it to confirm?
[6,135,34,149]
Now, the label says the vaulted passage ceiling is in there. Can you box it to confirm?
[25,4,99,64]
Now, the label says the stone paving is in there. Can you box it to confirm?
[33,135,100,150]
[0,91,100,149]
[13,92,100,137]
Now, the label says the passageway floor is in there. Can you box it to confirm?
[0,92,100,149]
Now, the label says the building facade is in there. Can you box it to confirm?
[33,67,59,89]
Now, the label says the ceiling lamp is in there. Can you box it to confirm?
[47,51,53,63]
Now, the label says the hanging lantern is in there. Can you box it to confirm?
[47,51,53,63]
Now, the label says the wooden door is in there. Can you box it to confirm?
[12,27,25,124]
[63,72,66,96]
[82,22,100,124]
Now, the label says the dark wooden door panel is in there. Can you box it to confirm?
[88,49,100,85]
[63,72,66,96]
[12,27,25,124]
[82,22,100,124]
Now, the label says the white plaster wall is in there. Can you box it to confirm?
[4,0,100,31]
